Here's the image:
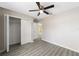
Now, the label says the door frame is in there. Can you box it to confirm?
[4,14,22,52]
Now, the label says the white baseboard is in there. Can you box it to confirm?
[28,41,34,43]
[42,39,79,53]
[21,40,34,45]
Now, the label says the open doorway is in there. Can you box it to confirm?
[9,16,21,50]
[5,15,33,52]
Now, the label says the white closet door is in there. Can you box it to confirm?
[21,20,33,45]
[4,15,9,52]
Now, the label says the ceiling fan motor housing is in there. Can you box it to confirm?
[33,19,39,23]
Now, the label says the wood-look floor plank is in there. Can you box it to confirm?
[21,42,43,56]
[1,39,79,56]
[50,46,60,56]
[55,47,63,56]
[25,44,45,56]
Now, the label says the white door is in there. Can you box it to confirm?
[21,20,33,45]
[4,15,9,52]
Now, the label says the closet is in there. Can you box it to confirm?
[0,14,34,53]
[4,15,33,52]
[4,15,22,52]
[9,17,21,45]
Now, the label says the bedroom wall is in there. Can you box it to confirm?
[32,23,39,40]
[0,14,4,53]
[42,7,79,52]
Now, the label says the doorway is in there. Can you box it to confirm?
[5,15,33,52]
[9,16,21,50]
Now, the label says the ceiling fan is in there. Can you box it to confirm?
[29,2,54,16]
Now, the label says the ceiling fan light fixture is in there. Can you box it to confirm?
[29,2,54,16]
[40,10,43,13]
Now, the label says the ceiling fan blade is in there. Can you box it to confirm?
[43,11,49,15]
[36,2,40,9]
[37,12,40,16]
[29,10,39,12]
[44,5,54,10]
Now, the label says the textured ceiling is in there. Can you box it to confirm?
[0,2,79,19]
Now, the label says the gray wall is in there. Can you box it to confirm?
[0,14,4,53]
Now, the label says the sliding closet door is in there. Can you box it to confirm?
[21,20,33,45]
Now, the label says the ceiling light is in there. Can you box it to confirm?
[40,10,43,13]
[38,23,42,26]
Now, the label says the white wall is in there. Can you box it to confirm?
[42,7,79,52]
[32,23,39,40]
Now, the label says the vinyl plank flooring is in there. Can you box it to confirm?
[1,39,79,56]
[51,46,60,56]
[55,47,63,56]
[63,48,68,56]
